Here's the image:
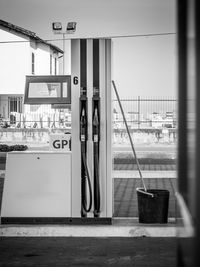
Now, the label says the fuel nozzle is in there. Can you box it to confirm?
[93,107,99,143]
[80,107,87,142]
[93,108,99,125]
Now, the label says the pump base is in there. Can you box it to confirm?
[1,217,112,225]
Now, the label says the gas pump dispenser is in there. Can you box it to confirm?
[1,38,112,224]
[71,38,112,222]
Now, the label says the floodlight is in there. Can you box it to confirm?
[52,22,62,33]
[66,22,77,33]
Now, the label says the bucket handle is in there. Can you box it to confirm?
[136,188,154,198]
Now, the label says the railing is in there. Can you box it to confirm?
[0,97,177,130]
[113,97,177,129]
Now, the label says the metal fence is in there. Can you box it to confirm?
[0,96,177,130]
[113,97,177,129]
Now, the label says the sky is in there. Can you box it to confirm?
[0,0,176,97]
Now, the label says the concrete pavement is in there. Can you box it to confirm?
[0,237,177,267]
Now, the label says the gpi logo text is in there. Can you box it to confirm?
[53,140,68,149]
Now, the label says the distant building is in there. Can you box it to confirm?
[150,111,175,128]
[0,19,63,122]
[113,111,138,129]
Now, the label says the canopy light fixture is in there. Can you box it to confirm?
[66,22,77,34]
[52,22,62,34]
[52,22,77,34]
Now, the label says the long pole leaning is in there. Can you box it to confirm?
[112,80,147,192]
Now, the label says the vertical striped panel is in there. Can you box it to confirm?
[71,39,81,217]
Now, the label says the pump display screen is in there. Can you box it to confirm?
[24,75,71,104]
[28,83,61,98]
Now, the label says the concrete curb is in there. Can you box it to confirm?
[113,170,176,178]
[0,224,176,237]
[0,170,176,179]
[0,219,176,237]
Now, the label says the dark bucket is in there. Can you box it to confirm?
[136,188,170,223]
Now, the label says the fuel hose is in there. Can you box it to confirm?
[94,142,100,217]
[81,142,92,213]
[93,107,101,217]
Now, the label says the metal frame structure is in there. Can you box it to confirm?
[177,0,200,266]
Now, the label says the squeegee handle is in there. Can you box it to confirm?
[112,80,147,192]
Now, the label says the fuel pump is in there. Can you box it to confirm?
[1,38,112,224]
[73,38,112,222]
